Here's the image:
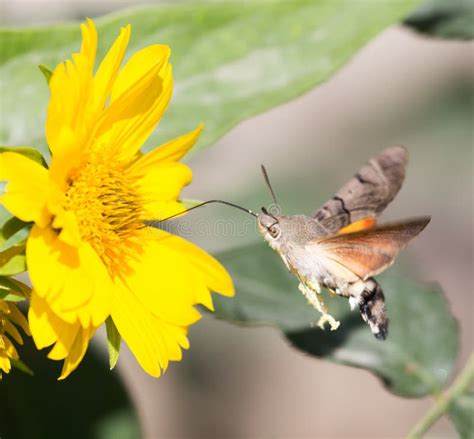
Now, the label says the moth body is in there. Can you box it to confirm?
[257,146,430,339]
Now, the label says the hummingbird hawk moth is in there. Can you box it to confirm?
[256,146,430,339]
[148,146,430,340]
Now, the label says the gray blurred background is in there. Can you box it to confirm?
[2,1,473,438]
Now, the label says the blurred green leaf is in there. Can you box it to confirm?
[0,338,141,439]
[105,317,121,370]
[0,0,421,157]
[449,391,474,438]
[0,217,31,252]
[404,0,474,39]
[10,358,34,376]
[0,244,26,275]
[213,242,458,397]
[2,217,29,241]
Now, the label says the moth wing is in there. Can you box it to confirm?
[313,146,408,235]
[310,217,430,280]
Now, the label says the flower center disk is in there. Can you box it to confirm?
[65,158,143,275]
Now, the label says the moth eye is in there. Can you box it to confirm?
[269,226,280,239]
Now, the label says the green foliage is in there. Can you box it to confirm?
[10,359,34,376]
[449,391,474,438]
[0,275,30,302]
[0,0,420,157]
[405,0,474,39]
[0,244,26,276]
[213,242,458,398]
[0,339,141,439]
[0,217,30,252]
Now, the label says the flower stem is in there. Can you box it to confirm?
[407,353,474,439]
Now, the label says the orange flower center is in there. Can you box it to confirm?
[64,157,144,275]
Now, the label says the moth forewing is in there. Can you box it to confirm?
[313,146,408,235]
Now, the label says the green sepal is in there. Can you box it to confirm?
[106,317,121,370]
[0,146,47,167]
[38,64,53,84]
[10,358,34,376]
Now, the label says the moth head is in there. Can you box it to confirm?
[257,207,281,241]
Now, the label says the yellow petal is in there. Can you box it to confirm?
[53,210,82,247]
[46,42,95,156]
[94,46,172,160]
[112,281,190,377]
[0,354,11,373]
[133,162,192,220]
[47,323,80,361]
[8,302,30,336]
[120,228,202,326]
[4,320,23,345]
[0,300,9,313]
[27,225,113,327]
[59,326,93,380]
[159,233,235,300]
[28,292,77,349]
[80,18,97,69]
[111,44,170,102]
[3,336,19,360]
[126,125,204,220]
[130,124,203,172]
[92,25,131,113]
[0,152,51,227]
[29,292,88,366]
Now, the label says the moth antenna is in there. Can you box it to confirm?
[261,165,279,206]
[145,199,258,227]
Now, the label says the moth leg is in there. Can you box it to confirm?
[346,282,365,311]
[323,277,338,296]
[347,278,388,340]
[298,281,340,331]
[335,282,350,297]
[306,279,321,294]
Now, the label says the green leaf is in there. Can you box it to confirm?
[105,317,121,370]
[0,1,421,158]
[404,0,474,39]
[38,64,53,84]
[0,275,30,302]
[0,245,26,275]
[213,242,458,397]
[0,146,47,167]
[449,391,474,438]
[0,338,141,439]
[0,217,31,252]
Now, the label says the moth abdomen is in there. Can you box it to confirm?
[357,278,388,340]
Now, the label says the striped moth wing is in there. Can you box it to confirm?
[313,146,408,235]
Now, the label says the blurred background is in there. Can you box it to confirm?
[1,1,473,438]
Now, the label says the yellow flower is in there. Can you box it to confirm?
[0,298,30,378]
[0,19,234,379]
